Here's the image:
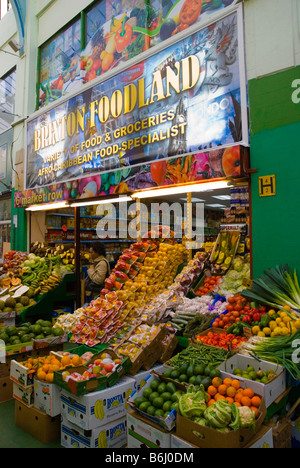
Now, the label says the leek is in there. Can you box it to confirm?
[239,330,300,381]
[242,265,300,317]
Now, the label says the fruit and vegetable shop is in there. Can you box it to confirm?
[1,0,299,451]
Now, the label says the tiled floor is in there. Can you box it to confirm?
[0,399,62,448]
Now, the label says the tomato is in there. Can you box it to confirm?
[226,305,234,312]
[180,0,203,26]
[218,320,224,328]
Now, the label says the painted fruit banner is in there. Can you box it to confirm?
[16,146,243,207]
[26,7,247,192]
[40,0,239,107]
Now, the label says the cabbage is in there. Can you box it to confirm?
[232,257,244,272]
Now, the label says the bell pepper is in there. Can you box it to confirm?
[115,17,133,54]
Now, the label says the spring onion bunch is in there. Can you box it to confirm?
[241,265,300,317]
[239,329,300,381]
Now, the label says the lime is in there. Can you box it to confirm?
[163,369,173,379]
[150,379,160,391]
[170,370,180,379]
[139,401,152,412]
[233,368,242,375]
[143,387,153,399]
[149,391,160,402]
[146,405,156,416]
[166,382,177,394]
[194,364,205,376]
[162,401,173,413]
[154,409,165,418]
[179,374,188,383]
[195,375,203,385]
[171,402,179,411]
[134,397,147,408]
[209,369,221,379]
[189,376,196,384]
[157,382,167,394]
[160,392,172,402]
[164,411,170,418]
[153,397,164,409]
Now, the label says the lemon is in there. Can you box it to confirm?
[280,327,290,336]
[295,321,300,329]
[279,312,287,318]
[269,321,277,331]
[258,331,266,337]
[274,327,282,336]
[283,305,292,312]
[279,322,286,328]
[291,327,297,334]
[263,327,271,336]
[276,318,282,325]
[283,316,292,324]
[268,309,276,316]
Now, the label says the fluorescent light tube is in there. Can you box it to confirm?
[132,181,231,199]
[70,196,132,207]
[26,201,69,212]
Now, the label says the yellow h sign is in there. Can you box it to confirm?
[259,175,276,197]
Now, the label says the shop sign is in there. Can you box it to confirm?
[16,145,245,208]
[25,6,248,194]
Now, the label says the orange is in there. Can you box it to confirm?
[226,386,237,398]
[46,372,54,383]
[50,364,60,372]
[212,377,222,388]
[234,401,241,408]
[243,388,255,399]
[231,379,241,390]
[207,385,218,397]
[72,355,82,366]
[207,399,216,407]
[215,394,226,401]
[218,384,228,395]
[241,396,252,407]
[51,358,61,367]
[251,396,262,408]
[42,364,50,374]
[206,393,211,402]
[251,406,259,418]
[234,392,243,403]
[61,356,72,368]
[37,370,47,382]
[225,397,234,404]
[223,378,232,387]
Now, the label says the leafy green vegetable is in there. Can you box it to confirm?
[178,385,208,419]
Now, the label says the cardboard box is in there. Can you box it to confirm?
[61,415,127,449]
[127,410,172,449]
[33,377,61,417]
[176,398,267,449]
[0,375,13,403]
[133,365,165,392]
[291,418,300,448]
[13,381,34,407]
[10,359,35,388]
[244,425,274,448]
[171,434,199,449]
[60,376,136,431]
[15,400,61,444]
[128,370,187,432]
[218,354,286,408]
[272,418,292,449]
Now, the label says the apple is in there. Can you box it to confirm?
[92,365,101,374]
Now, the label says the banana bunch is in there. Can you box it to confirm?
[94,399,105,421]
[38,273,62,295]
[97,430,108,449]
